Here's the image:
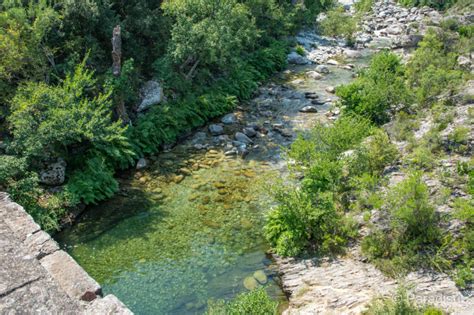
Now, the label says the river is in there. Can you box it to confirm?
[55,34,372,315]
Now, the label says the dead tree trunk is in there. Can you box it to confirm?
[112,25,130,124]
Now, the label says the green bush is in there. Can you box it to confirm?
[265,189,351,256]
[398,0,458,10]
[206,287,278,315]
[406,30,464,106]
[362,172,441,276]
[320,7,357,44]
[363,286,445,315]
[337,51,412,125]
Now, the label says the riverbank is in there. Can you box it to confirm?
[274,1,474,314]
[0,193,131,314]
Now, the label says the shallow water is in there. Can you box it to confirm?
[55,46,372,315]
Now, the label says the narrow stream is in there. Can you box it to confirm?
[55,37,372,314]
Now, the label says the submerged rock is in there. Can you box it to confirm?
[287,52,309,65]
[253,270,268,285]
[243,276,259,290]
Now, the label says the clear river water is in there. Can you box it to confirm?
[55,40,372,314]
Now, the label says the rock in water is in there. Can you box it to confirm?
[326,86,336,94]
[235,132,253,144]
[221,113,237,125]
[253,270,268,285]
[243,127,257,138]
[40,158,66,186]
[138,80,163,112]
[209,124,224,136]
[299,106,318,113]
[315,65,329,74]
[287,52,309,65]
[306,71,322,80]
[243,276,259,290]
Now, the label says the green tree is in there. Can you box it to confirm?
[337,51,412,125]
[162,0,258,81]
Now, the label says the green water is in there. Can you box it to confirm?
[55,46,372,314]
[55,149,285,314]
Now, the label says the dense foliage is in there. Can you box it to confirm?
[206,287,278,315]
[0,0,333,230]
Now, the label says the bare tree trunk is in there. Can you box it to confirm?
[185,59,200,81]
[112,25,130,124]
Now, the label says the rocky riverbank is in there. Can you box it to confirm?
[0,193,131,314]
[273,1,473,314]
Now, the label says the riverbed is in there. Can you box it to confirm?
[55,34,372,315]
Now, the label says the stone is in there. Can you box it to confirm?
[40,158,66,186]
[209,124,224,136]
[326,59,339,65]
[136,158,147,170]
[306,71,322,80]
[326,86,336,94]
[344,50,362,59]
[458,56,471,68]
[221,113,237,125]
[315,65,329,74]
[85,295,133,315]
[386,24,403,35]
[299,106,318,113]
[235,132,253,144]
[243,127,257,138]
[40,250,101,301]
[253,270,268,285]
[243,276,259,290]
[138,80,163,112]
[305,92,319,99]
[287,52,309,65]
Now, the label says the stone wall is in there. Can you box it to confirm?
[0,192,132,314]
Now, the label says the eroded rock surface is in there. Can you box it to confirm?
[0,193,132,314]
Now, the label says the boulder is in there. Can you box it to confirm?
[235,132,253,144]
[209,124,224,136]
[326,86,336,94]
[315,65,330,74]
[40,159,66,186]
[253,270,268,285]
[386,24,403,35]
[221,113,237,125]
[306,71,323,80]
[243,276,259,290]
[138,81,163,112]
[287,52,309,65]
[326,59,339,65]
[136,158,147,170]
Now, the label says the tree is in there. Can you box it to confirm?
[162,0,258,80]
[8,57,134,167]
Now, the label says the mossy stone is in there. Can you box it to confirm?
[253,270,267,284]
[243,276,259,290]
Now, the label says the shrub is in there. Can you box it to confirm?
[362,173,441,275]
[320,7,357,44]
[206,287,278,315]
[295,45,306,56]
[265,190,345,256]
[406,30,464,106]
[363,286,445,315]
[355,0,374,13]
[337,51,412,125]
[8,58,134,167]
